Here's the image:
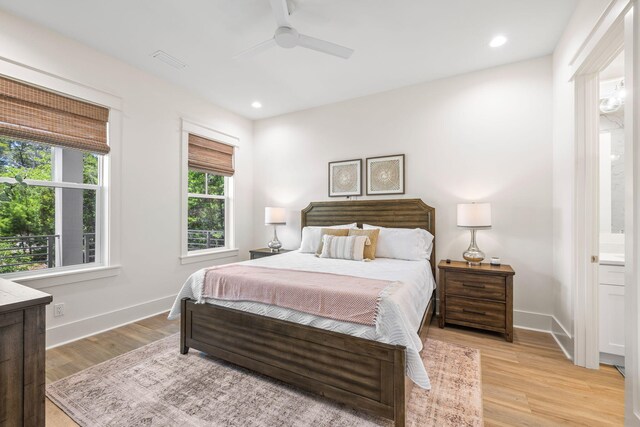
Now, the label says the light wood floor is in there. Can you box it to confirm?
[45,314,623,426]
[428,325,624,426]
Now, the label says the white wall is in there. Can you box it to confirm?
[0,10,254,347]
[253,56,555,328]
[551,0,610,355]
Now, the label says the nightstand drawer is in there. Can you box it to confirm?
[446,272,506,301]
[446,296,505,329]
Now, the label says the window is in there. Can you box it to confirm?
[187,171,228,251]
[0,75,109,276]
[181,121,237,259]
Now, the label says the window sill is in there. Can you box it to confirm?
[7,265,122,290]
[180,248,239,265]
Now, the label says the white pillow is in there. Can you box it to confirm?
[299,223,357,253]
[319,235,370,261]
[363,224,434,261]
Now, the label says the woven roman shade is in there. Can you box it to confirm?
[0,76,110,154]
[188,133,234,176]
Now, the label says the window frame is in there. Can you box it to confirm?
[180,120,238,264]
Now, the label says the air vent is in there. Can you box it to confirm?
[151,50,187,69]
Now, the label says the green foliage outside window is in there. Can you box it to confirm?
[187,170,225,250]
[0,138,55,239]
[0,137,98,272]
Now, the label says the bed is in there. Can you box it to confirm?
[173,199,436,426]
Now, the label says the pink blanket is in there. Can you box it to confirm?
[201,265,392,326]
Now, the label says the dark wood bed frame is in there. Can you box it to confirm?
[180,199,436,426]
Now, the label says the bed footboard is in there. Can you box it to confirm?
[180,297,408,425]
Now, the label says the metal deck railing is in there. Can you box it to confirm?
[0,234,59,271]
[187,229,225,251]
[0,229,224,272]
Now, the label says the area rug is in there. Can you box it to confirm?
[47,334,483,426]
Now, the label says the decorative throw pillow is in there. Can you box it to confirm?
[316,228,350,254]
[319,235,370,261]
[299,223,357,253]
[348,228,380,260]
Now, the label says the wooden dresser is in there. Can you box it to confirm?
[438,260,515,342]
[0,279,52,427]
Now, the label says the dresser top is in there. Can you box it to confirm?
[0,278,52,314]
[438,260,515,275]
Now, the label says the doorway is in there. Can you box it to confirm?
[598,51,626,370]
[572,3,640,424]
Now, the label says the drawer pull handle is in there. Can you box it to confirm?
[462,283,486,289]
[462,308,486,316]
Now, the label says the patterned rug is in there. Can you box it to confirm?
[47,334,483,426]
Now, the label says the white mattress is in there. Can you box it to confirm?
[168,251,435,389]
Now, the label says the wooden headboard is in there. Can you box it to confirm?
[301,199,436,277]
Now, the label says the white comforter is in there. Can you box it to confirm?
[168,251,435,389]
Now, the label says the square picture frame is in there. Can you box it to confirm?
[366,154,405,195]
[328,159,362,197]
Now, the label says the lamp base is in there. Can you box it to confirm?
[462,251,484,265]
[463,229,485,266]
[267,243,281,253]
[267,225,282,252]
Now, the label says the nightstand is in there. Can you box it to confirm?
[249,248,293,260]
[438,260,515,342]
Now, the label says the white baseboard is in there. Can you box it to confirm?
[513,309,553,332]
[600,352,624,366]
[551,316,574,360]
[513,310,572,359]
[46,294,176,349]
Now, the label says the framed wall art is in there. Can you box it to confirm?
[328,159,362,197]
[366,154,405,195]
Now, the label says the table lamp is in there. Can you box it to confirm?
[265,207,286,252]
[457,202,492,265]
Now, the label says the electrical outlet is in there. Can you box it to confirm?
[54,303,64,317]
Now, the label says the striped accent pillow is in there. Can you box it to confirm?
[316,228,350,255]
[319,235,370,261]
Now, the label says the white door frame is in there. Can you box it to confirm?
[625,5,640,423]
[571,1,640,424]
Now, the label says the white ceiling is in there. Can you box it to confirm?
[0,0,578,119]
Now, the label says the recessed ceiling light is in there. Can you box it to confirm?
[251,101,262,109]
[489,35,508,48]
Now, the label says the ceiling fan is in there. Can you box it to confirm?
[233,0,354,60]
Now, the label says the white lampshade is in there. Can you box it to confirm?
[265,207,286,225]
[457,203,492,229]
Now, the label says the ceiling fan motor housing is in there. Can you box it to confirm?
[274,26,299,48]
[233,0,354,60]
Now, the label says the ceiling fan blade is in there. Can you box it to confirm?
[270,0,291,27]
[233,38,276,60]
[297,34,354,59]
